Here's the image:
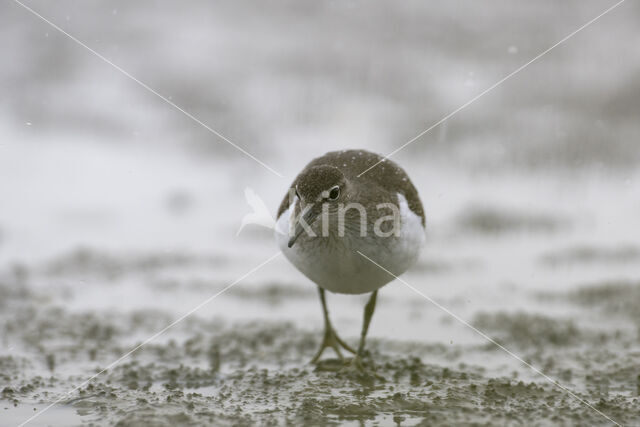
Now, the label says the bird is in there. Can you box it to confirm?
[275,149,426,370]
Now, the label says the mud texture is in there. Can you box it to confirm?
[2,257,640,426]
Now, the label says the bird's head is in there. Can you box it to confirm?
[288,165,347,247]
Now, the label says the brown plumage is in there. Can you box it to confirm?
[277,149,425,226]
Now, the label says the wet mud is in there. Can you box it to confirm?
[2,255,640,426]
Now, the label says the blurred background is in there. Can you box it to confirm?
[1,1,640,425]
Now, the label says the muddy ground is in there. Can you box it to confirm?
[2,235,640,426]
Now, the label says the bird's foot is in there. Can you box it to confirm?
[340,354,385,382]
[311,326,355,365]
[314,350,385,382]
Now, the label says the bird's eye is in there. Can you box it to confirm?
[328,186,340,200]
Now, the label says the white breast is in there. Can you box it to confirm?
[275,193,425,294]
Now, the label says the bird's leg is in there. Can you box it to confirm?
[350,290,378,370]
[311,287,356,364]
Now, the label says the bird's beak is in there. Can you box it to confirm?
[288,203,322,248]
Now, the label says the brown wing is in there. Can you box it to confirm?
[277,188,293,219]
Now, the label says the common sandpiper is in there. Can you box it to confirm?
[276,149,426,370]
